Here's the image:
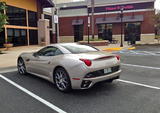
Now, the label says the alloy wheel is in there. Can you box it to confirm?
[54,68,71,92]
[17,58,26,75]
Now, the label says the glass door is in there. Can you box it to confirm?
[125,23,141,42]
[73,25,84,42]
[7,29,27,46]
[97,24,113,41]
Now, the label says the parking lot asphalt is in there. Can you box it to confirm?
[0,76,57,113]
[1,45,160,113]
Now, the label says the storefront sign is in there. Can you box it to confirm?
[88,2,154,13]
[106,5,134,11]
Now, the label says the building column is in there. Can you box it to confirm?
[26,10,30,46]
[4,27,7,43]
[37,0,43,19]
[4,9,7,44]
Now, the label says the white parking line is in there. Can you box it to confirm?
[122,63,160,70]
[0,74,67,113]
[130,50,139,54]
[118,50,160,56]
[143,51,156,55]
[118,79,160,90]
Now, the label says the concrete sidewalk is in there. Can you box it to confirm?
[0,46,42,69]
[0,43,132,70]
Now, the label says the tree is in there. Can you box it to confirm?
[0,1,7,32]
[155,10,160,35]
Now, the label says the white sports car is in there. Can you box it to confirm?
[17,43,121,92]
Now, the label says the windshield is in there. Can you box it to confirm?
[61,44,99,54]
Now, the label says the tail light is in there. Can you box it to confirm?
[80,59,92,67]
[116,55,120,61]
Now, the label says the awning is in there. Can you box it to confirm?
[72,19,83,25]
[96,15,144,24]
[41,0,54,8]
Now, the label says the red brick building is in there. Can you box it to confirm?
[57,0,155,44]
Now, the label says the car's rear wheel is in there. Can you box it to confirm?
[17,58,27,75]
[54,67,71,92]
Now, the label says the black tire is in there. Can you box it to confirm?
[54,67,71,92]
[107,79,114,83]
[17,58,27,75]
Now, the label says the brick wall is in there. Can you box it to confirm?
[59,10,155,36]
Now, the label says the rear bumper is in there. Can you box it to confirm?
[72,70,121,89]
[82,70,121,89]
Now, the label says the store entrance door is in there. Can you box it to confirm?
[125,23,141,44]
[97,24,113,42]
[73,25,83,42]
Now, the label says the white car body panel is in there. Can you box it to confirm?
[18,43,121,89]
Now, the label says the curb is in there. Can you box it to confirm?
[103,47,136,52]
[0,66,17,74]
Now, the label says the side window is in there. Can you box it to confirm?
[37,47,48,56]
[37,46,63,56]
[55,49,63,56]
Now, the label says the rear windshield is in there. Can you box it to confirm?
[61,44,99,54]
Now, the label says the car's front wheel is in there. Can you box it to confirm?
[54,67,71,92]
[17,58,27,75]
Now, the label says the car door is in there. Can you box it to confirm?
[29,46,63,78]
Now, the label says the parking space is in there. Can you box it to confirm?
[0,76,58,113]
[114,46,160,67]
[1,64,160,113]
[116,49,160,56]
[1,45,160,113]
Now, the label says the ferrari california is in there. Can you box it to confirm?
[17,43,121,92]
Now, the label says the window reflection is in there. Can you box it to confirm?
[125,23,141,41]
[29,30,38,45]
[7,29,27,46]
[97,24,113,41]
[6,5,26,26]
[28,11,38,27]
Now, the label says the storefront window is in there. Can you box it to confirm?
[28,11,38,27]
[124,23,141,41]
[29,30,38,45]
[97,24,113,41]
[7,29,27,46]
[6,6,27,26]
[73,25,84,42]
[0,29,5,47]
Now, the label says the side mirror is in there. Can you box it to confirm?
[33,52,39,57]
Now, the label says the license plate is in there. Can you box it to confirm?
[104,68,112,74]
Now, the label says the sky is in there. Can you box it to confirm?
[155,0,160,10]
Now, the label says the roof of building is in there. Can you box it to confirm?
[87,0,155,6]
[57,1,86,8]
[42,0,55,7]
[57,0,155,8]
